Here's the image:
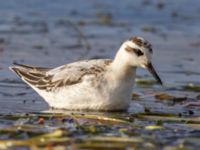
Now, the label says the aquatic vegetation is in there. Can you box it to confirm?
[155,93,187,102]
[0,110,199,149]
[183,84,200,92]
[136,79,158,88]
[0,0,200,149]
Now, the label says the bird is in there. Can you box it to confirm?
[9,36,162,111]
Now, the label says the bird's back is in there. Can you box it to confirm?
[9,59,112,92]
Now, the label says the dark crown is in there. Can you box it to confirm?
[128,37,153,53]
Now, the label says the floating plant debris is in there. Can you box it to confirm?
[183,84,200,92]
[136,79,157,87]
[155,93,187,102]
[0,112,199,149]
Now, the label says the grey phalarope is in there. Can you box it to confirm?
[10,37,162,111]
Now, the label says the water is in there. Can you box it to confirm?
[0,0,199,149]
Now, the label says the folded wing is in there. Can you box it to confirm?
[9,60,111,92]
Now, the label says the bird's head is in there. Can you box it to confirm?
[119,36,162,85]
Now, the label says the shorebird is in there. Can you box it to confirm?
[10,37,162,111]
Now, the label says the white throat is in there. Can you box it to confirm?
[111,44,136,80]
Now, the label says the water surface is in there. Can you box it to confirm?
[0,0,199,149]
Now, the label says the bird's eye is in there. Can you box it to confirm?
[133,48,144,56]
[149,47,153,53]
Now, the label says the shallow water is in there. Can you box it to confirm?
[0,0,199,149]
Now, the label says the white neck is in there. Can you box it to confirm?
[110,45,136,86]
[110,44,136,81]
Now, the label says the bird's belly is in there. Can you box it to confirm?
[39,82,131,111]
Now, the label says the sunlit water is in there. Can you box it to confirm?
[0,0,199,149]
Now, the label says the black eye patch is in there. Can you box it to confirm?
[125,46,144,56]
[133,48,144,56]
[149,47,153,53]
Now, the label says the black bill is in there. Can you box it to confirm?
[145,62,162,85]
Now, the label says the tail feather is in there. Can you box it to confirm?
[11,63,50,72]
[9,63,51,85]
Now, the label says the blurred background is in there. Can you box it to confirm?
[0,0,200,112]
[0,1,200,149]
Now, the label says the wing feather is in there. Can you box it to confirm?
[10,59,112,92]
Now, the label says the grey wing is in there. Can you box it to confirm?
[46,59,112,90]
[10,59,112,91]
[9,63,53,90]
